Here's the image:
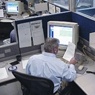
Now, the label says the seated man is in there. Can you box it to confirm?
[20,0,28,11]
[10,23,16,43]
[10,29,16,43]
[26,38,77,95]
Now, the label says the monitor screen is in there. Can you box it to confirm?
[48,21,79,50]
[6,1,24,15]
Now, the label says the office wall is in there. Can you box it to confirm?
[72,12,95,41]
[78,8,95,17]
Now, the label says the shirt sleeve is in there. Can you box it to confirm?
[62,64,77,82]
[26,59,31,74]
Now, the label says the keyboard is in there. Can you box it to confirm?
[9,16,23,20]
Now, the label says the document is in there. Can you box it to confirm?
[17,22,32,48]
[56,7,61,13]
[89,32,95,49]
[30,20,45,45]
[63,42,76,62]
[0,67,8,80]
[49,3,55,14]
[0,9,4,18]
[22,59,28,69]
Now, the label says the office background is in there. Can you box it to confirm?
[0,0,95,95]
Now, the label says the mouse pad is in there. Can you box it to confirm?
[75,66,88,74]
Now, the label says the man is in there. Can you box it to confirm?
[10,23,16,43]
[20,0,28,11]
[10,29,16,43]
[26,38,77,94]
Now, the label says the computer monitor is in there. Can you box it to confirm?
[47,21,79,50]
[6,1,24,15]
[34,2,48,13]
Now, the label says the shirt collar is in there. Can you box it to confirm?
[42,51,56,58]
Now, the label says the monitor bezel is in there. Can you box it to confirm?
[47,21,79,50]
[6,1,24,15]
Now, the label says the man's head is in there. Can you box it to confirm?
[44,38,59,54]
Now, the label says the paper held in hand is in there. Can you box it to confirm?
[62,42,76,62]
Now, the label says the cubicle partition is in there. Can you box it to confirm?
[15,11,95,59]
[78,8,95,17]
[72,12,95,41]
[1,10,95,61]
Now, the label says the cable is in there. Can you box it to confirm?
[82,45,94,64]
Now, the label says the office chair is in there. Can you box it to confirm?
[12,70,54,95]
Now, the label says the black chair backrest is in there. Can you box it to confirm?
[12,70,54,95]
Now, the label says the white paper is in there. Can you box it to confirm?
[22,59,28,69]
[0,67,8,80]
[0,9,4,18]
[89,32,95,49]
[56,7,61,13]
[49,3,55,14]
[17,22,32,48]
[63,42,76,62]
[30,20,44,45]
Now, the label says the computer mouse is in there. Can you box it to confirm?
[78,65,84,70]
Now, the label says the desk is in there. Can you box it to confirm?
[0,54,32,85]
[0,59,24,85]
[75,60,95,95]
[0,60,23,95]
[0,54,95,95]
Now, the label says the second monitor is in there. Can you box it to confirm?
[6,1,24,15]
[47,21,79,50]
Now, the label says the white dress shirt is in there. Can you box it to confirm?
[26,51,77,93]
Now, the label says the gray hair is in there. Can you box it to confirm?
[44,38,59,53]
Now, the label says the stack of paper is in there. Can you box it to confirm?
[0,67,8,80]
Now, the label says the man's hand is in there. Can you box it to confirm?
[69,57,77,64]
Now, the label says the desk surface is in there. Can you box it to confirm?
[0,54,95,95]
[75,60,95,95]
[0,59,24,85]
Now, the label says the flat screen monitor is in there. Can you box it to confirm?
[48,21,79,50]
[6,1,24,15]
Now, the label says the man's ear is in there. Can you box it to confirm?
[53,47,58,54]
